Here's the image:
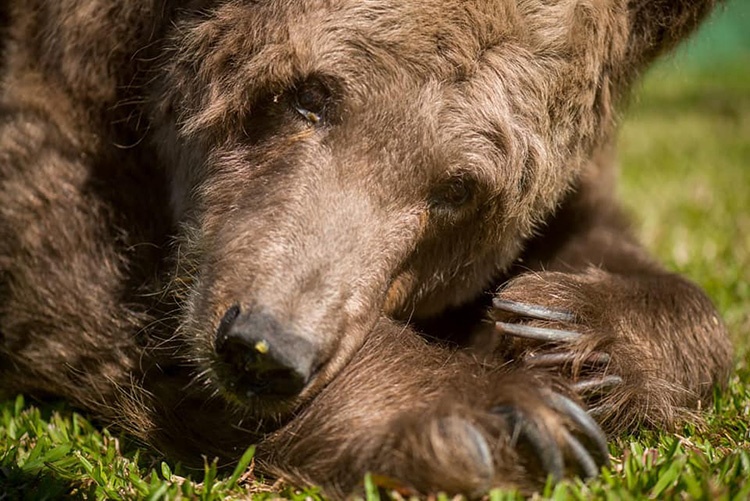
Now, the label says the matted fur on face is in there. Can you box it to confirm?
[153,0,625,410]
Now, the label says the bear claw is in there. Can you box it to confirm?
[587,403,616,419]
[573,375,623,394]
[546,392,609,466]
[493,391,608,481]
[524,351,611,368]
[493,299,576,323]
[493,404,565,480]
[449,417,494,476]
[561,428,600,478]
[495,321,581,342]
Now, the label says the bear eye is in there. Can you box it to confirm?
[430,175,477,212]
[291,78,332,125]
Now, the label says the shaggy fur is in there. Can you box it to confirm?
[0,0,732,497]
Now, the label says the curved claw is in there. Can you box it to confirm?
[561,428,600,478]
[496,321,581,343]
[545,392,610,467]
[493,299,576,323]
[573,375,623,395]
[524,351,611,368]
[587,403,616,419]
[492,405,564,481]
[438,416,494,476]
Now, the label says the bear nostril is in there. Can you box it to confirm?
[215,304,241,352]
[214,308,312,398]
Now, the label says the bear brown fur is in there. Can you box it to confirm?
[0,0,733,497]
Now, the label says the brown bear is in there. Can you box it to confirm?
[0,0,733,497]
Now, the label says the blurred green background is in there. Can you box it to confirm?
[674,0,750,66]
[619,0,749,357]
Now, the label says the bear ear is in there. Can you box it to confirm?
[624,0,720,69]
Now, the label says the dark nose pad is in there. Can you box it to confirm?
[215,305,315,398]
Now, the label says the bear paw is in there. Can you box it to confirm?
[489,268,727,434]
[389,384,609,496]
[493,297,623,416]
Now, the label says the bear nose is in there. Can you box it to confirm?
[215,305,315,398]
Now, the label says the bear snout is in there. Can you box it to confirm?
[214,305,317,399]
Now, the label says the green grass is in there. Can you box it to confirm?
[3,38,750,501]
[0,397,316,499]
[599,60,750,499]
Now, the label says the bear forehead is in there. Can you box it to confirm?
[182,0,620,83]
[173,0,622,136]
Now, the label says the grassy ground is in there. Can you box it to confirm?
[2,21,750,501]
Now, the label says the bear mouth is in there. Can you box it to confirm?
[217,357,309,401]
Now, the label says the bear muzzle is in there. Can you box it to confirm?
[214,304,318,399]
